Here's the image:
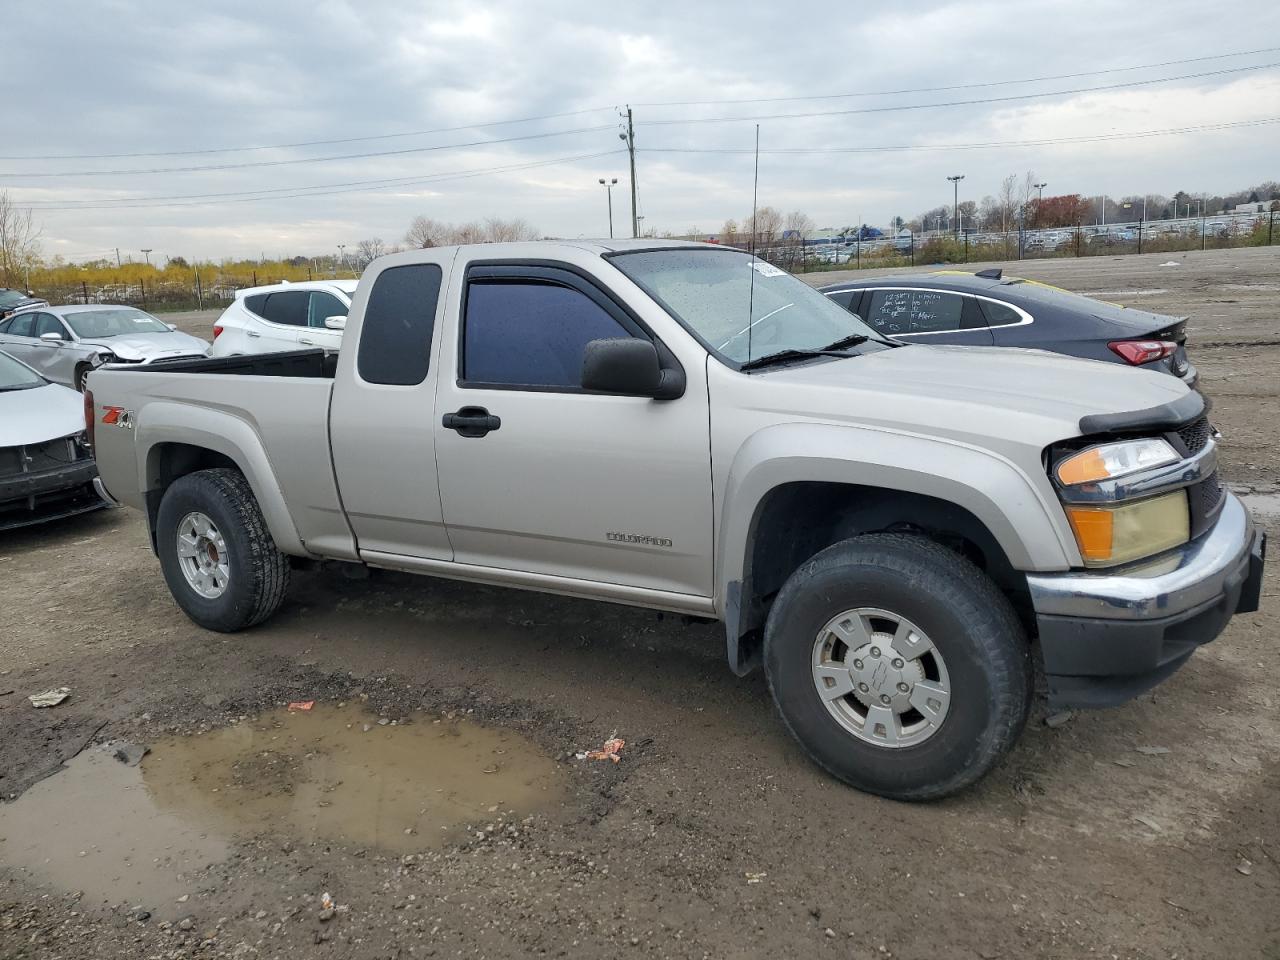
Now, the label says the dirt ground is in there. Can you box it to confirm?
[1,247,1277,959]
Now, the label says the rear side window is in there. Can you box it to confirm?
[358,264,442,386]
[7,313,34,337]
[462,280,631,388]
[257,291,309,327]
[979,299,1025,327]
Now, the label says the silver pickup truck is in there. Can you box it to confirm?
[87,240,1265,800]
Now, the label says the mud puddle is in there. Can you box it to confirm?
[0,704,564,914]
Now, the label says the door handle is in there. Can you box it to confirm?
[442,406,501,438]
[299,338,315,346]
[247,331,261,338]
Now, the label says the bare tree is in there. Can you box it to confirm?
[405,215,446,248]
[355,237,386,267]
[745,205,782,248]
[483,217,538,242]
[720,218,739,247]
[977,195,999,231]
[783,210,814,240]
[0,191,41,288]
[997,174,1019,235]
[957,200,978,231]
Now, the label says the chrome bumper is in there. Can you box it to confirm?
[1027,494,1257,621]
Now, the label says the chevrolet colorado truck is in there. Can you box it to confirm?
[86,240,1265,800]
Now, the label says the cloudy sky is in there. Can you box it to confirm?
[5,0,1279,262]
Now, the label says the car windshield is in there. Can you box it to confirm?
[63,307,171,339]
[0,290,27,309]
[0,350,46,391]
[610,248,890,365]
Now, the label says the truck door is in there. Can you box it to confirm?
[329,254,455,560]
[432,260,713,599]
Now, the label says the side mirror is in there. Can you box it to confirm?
[40,331,64,343]
[581,338,684,400]
[324,315,347,330]
[166,323,178,331]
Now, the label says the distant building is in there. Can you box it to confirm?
[1232,201,1267,214]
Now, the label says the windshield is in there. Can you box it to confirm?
[0,350,46,391]
[63,307,171,339]
[0,290,28,309]
[609,248,888,365]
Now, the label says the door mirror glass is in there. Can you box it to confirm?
[581,338,683,399]
[324,315,347,330]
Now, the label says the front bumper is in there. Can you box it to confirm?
[0,461,112,531]
[1026,494,1265,708]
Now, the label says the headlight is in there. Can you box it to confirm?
[1055,438,1179,486]
[1063,491,1190,567]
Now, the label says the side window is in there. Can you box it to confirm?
[8,313,35,338]
[463,280,631,389]
[979,299,1025,328]
[824,290,857,312]
[244,293,268,316]
[260,291,309,327]
[357,264,442,386]
[308,292,348,328]
[863,290,968,335]
[34,314,69,340]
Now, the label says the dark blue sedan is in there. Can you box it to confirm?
[819,269,1196,385]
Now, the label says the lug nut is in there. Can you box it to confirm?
[852,659,864,670]
[892,658,904,669]
[870,647,881,658]
[858,682,869,692]
[897,682,909,693]
[879,694,891,705]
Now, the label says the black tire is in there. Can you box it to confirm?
[155,468,290,632]
[764,533,1031,801]
[74,363,91,392]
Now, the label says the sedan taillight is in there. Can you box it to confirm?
[1108,339,1177,365]
[212,324,224,339]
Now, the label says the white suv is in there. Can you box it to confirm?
[210,280,357,356]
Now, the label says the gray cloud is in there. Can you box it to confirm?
[4,0,1278,259]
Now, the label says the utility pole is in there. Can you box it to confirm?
[1033,182,1047,228]
[115,247,122,268]
[619,107,638,238]
[947,175,964,237]
[141,248,153,266]
[336,244,346,278]
[598,177,618,239]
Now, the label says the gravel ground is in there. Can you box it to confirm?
[1,247,1277,959]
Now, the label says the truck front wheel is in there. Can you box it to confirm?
[156,468,290,632]
[764,533,1031,801]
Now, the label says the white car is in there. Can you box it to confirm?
[210,280,357,356]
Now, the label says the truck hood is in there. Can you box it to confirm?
[757,343,1189,442]
[0,381,86,446]
[81,331,210,360]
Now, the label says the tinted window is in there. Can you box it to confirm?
[824,290,857,311]
[308,292,348,328]
[863,290,965,335]
[463,280,630,388]
[357,264,441,386]
[34,314,68,339]
[980,299,1024,327]
[259,291,309,327]
[7,313,35,337]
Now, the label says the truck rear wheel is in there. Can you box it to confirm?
[156,468,290,632]
[763,533,1031,801]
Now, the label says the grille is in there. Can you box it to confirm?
[1176,416,1213,455]
[1187,471,1225,539]
[0,435,90,478]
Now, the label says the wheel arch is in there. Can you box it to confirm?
[718,423,1075,675]
[138,404,306,557]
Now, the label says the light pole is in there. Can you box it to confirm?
[141,248,153,266]
[947,175,964,236]
[1032,182,1047,228]
[336,244,346,278]
[598,177,618,239]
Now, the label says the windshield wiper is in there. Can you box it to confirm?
[817,334,871,352]
[739,347,858,372]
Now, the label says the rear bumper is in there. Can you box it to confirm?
[1026,494,1264,708]
[0,461,111,530]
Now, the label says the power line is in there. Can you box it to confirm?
[639,117,1280,155]
[0,106,616,161]
[633,46,1280,107]
[25,150,627,211]
[0,125,616,179]
[637,62,1280,126]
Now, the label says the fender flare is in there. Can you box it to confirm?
[136,401,307,556]
[717,421,1078,614]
